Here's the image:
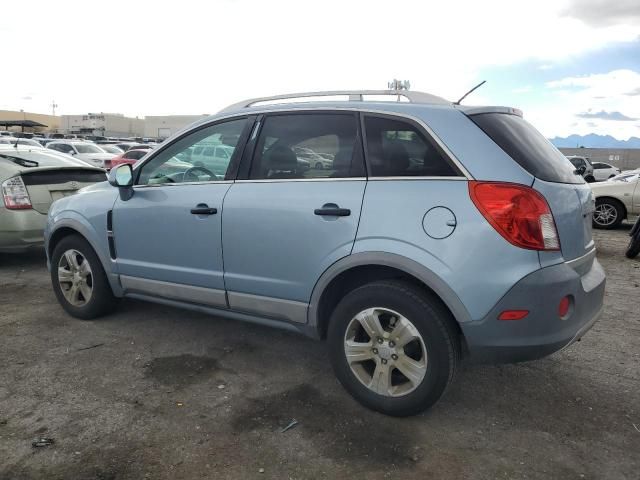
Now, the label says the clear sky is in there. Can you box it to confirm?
[2,0,639,139]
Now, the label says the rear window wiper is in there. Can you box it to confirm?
[0,154,39,168]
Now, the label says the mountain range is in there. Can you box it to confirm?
[549,134,640,149]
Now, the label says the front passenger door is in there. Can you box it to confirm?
[111,118,251,307]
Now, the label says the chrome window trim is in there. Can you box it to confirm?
[133,180,233,189]
[233,176,467,184]
[235,177,367,184]
[367,176,468,181]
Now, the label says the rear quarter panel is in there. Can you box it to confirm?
[354,179,541,322]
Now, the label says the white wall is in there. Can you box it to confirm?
[144,115,209,139]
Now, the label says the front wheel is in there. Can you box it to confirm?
[328,280,460,416]
[51,235,117,319]
[593,198,624,229]
[626,234,640,259]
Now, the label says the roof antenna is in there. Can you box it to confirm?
[455,80,486,105]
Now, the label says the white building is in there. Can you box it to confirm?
[60,113,145,138]
[144,115,209,139]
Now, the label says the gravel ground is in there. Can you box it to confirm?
[0,228,639,480]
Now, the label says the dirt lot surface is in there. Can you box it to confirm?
[1,228,639,480]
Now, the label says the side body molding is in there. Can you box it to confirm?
[307,251,472,330]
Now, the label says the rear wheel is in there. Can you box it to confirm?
[51,235,117,319]
[328,280,460,416]
[593,198,624,229]
[585,175,595,183]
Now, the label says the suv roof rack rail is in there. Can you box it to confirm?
[220,90,450,113]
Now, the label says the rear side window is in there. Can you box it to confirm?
[250,113,364,179]
[471,113,582,184]
[364,116,459,177]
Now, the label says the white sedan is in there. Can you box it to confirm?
[591,161,621,182]
[590,170,640,229]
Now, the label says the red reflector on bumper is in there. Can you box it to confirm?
[558,296,571,318]
[498,310,529,321]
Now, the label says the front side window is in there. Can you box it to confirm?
[249,113,364,180]
[138,118,247,185]
[364,116,459,177]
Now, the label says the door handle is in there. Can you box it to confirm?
[314,204,351,217]
[190,203,218,215]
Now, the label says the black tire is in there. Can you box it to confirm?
[585,175,596,183]
[625,235,640,259]
[593,198,624,230]
[327,280,460,416]
[50,234,117,319]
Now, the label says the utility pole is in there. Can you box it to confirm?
[51,100,58,116]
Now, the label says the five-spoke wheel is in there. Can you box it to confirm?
[344,307,427,397]
[329,280,459,416]
[51,235,116,319]
[58,249,93,306]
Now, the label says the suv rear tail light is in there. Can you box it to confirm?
[2,176,32,210]
[469,181,560,251]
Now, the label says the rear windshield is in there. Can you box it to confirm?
[470,113,582,184]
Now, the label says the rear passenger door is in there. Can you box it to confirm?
[222,112,366,323]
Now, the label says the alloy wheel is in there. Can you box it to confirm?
[593,203,618,227]
[58,249,93,306]
[344,307,428,397]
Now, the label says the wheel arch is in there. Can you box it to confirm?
[47,216,123,296]
[308,252,471,340]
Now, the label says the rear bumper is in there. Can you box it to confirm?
[0,208,47,252]
[460,254,606,363]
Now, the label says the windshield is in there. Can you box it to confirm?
[74,143,103,154]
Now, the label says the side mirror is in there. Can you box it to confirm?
[108,164,134,200]
[577,165,586,175]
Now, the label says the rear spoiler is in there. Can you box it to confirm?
[0,153,39,168]
[455,106,523,117]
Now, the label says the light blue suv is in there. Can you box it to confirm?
[45,90,605,416]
